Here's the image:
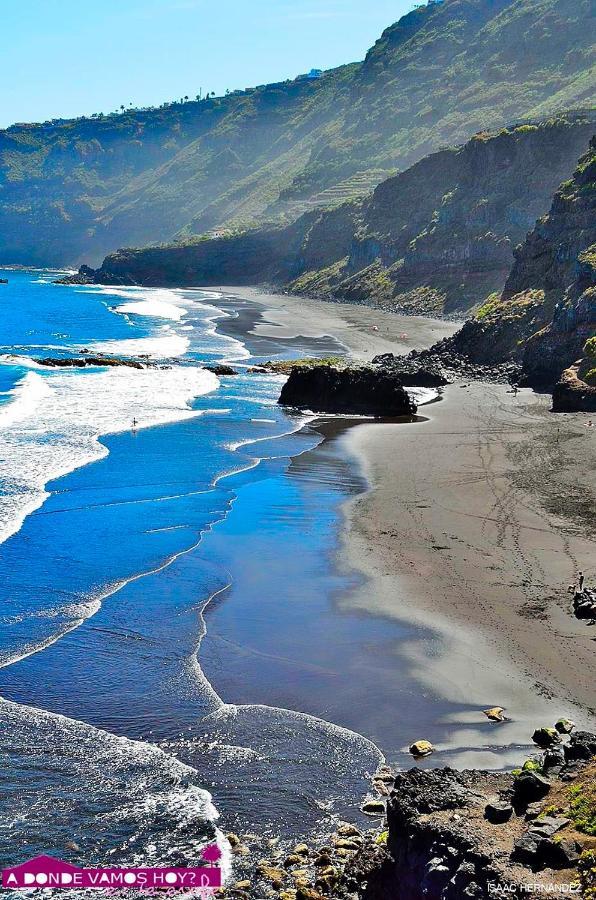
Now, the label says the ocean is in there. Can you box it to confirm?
[0,271,401,888]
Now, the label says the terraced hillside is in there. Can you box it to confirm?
[88,114,596,321]
[1,0,595,266]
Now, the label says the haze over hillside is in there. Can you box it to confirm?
[1,0,594,267]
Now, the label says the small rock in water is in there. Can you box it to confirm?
[555,717,575,734]
[373,779,390,795]
[361,798,386,816]
[256,862,285,888]
[409,739,434,757]
[373,765,395,784]
[226,832,241,847]
[333,838,361,851]
[234,881,251,891]
[297,888,324,900]
[483,707,506,722]
[336,823,362,838]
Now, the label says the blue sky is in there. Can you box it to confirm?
[1,0,415,128]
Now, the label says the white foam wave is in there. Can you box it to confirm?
[88,330,190,359]
[87,286,191,322]
[0,365,218,546]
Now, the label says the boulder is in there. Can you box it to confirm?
[552,362,596,413]
[513,771,551,805]
[564,730,596,761]
[204,364,238,376]
[484,800,513,824]
[555,718,575,735]
[409,740,434,758]
[532,727,562,748]
[279,365,417,417]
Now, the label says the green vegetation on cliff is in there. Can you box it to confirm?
[1,0,595,266]
[92,114,596,322]
[449,137,596,383]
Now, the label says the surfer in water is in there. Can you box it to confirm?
[132,417,138,430]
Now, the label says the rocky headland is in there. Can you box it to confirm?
[63,114,596,322]
[216,728,596,900]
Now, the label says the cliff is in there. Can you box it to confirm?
[447,136,596,387]
[334,732,596,900]
[2,0,596,266]
[85,114,596,322]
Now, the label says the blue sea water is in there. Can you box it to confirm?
[2,271,495,890]
[0,270,391,880]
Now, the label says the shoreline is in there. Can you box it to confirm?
[342,383,596,759]
[210,285,459,361]
[210,285,596,763]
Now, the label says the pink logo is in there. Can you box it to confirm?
[2,848,223,891]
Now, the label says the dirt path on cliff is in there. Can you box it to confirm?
[343,382,596,766]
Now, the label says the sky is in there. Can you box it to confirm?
[1,0,416,128]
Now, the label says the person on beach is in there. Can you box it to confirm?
[579,571,585,591]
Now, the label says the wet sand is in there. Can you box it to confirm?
[212,285,458,360]
[213,286,596,765]
[344,383,596,764]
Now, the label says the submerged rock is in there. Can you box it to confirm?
[278,364,417,417]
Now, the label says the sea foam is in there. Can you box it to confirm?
[0,362,218,546]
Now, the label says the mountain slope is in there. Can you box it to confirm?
[88,114,596,320]
[447,136,596,384]
[1,0,595,266]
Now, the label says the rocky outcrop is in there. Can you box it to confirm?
[278,364,417,417]
[552,362,596,412]
[335,735,596,900]
[55,265,96,285]
[36,355,145,370]
[445,137,596,388]
[370,354,449,388]
[86,114,596,317]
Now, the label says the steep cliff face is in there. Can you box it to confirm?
[2,0,595,266]
[450,137,596,384]
[290,115,596,314]
[91,115,596,320]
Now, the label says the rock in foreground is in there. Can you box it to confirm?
[278,365,417,417]
[552,362,596,412]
